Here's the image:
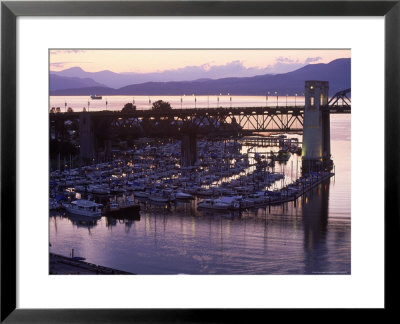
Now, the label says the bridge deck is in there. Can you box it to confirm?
[49,105,350,119]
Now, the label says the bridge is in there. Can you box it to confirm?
[50,104,350,134]
[49,82,350,170]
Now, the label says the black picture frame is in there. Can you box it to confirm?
[1,0,399,322]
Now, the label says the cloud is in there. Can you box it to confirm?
[50,50,86,55]
[50,62,67,68]
[115,60,312,85]
[304,56,322,64]
[50,57,339,88]
[265,61,305,74]
[50,61,92,70]
[258,56,323,74]
[160,60,277,79]
[275,56,298,64]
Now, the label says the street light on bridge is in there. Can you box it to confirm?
[275,91,278,107]
[295,93,298,107]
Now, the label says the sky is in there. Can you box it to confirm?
[50,49,350,78]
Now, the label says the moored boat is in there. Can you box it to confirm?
[197,196,242,210]
[49,198,62,210]
[175,191,194,200]
[134,191,150,199]
[148,189,175,203]
[119,197,140,212]
[105,198,140,215]
[87,185,110,195]
[65,199,103,217]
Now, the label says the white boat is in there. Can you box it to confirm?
[65,199,102,217]
[196,188,215,196]
[197,198,230,210]
[148,190,175,203]
[87,185,110,195]
[197,196,242,210]
[197,199,217,209]
[149,195,170,203]
[134,191,149,199]
[218,196,242,210]
[175,191,193,199]
[246,192,268,205]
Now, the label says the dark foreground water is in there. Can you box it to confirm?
[49,114,350,274]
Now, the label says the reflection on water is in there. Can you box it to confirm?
[50,179,350,274]
[49,114,350,274]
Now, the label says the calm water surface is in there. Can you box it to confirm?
[50,95,306,112]
[49,100,350,274]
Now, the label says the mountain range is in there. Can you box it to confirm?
[50,58,350,96]
[50,74,106,91]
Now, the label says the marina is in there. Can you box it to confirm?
[50,135,331,213]
[49,113,350,274]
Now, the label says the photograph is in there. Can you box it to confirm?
[3,0,398,319]
[48,49,351,275]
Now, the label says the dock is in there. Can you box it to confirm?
[49,253,133,275]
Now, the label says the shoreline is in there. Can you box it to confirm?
[49,253,133,275]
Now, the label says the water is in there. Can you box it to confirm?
[50,95,306,112]
[49,98,351,274]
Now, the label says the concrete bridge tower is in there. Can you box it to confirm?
[79,112,96,164]
[302,81,332,174]
[181,134,198,167]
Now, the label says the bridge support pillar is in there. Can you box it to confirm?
[79,112,96,164]
[302,81,332,174]
[181,134,197,167]
[54,118,66,141]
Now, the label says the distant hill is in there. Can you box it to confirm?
[52,67,136,89]
[50,58,350,96]
[49,74,106,91]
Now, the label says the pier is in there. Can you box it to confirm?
[49,253,133,275]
